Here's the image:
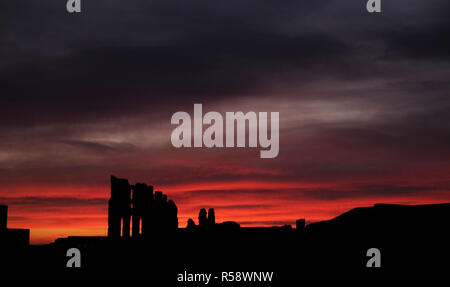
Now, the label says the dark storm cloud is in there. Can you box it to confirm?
[4,1,450,243]
[1,0,450,129]
[384,28,450,60]
[0,31,352,128]
[1,0,450,193]
[60,139,136,154]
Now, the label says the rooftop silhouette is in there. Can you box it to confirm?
[0,205,30,248]
[1,175,449,275]
[108,176,178,239]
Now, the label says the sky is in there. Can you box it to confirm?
[1,0,450,244]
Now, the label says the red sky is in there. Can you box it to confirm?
[2,98,450,245]
[4,162,450,244]
[1,0,450,245]
[2,84,450,245]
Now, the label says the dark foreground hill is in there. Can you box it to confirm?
[2,202,449,283]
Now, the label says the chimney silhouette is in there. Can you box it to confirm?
[0,205,7,230]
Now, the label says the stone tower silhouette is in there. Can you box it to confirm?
[198,208,208,227]
[0,205,7,230]
[132,182,154,237]
[208,208,215,225]
[108,176,132,238]
[108,175,178,239]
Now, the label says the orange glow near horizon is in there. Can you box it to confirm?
[3,179,450,245]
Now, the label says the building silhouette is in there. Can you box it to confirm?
[296,219,306,231]
[208,208,215,225]
[198,208,208,227]
[108,175,178,239]
[2,176,450,274]
[0,205,6,230]
[0,205,30,247]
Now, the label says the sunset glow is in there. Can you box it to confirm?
[1,0,450,245]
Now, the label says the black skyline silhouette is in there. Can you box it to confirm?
[1,175,449,279]
[108,176,178,239]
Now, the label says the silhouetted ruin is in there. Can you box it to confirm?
[108,175,178,239]
[208,208,215,225]
[0,205,29,247]
[198,208,207,227]
[3,175,450,276]
[193,207,217,230]
[296,219,306,231]
[108,176,245,236]
[108,176,132,238]
[186,218,196,229]
[0,205,6,230]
